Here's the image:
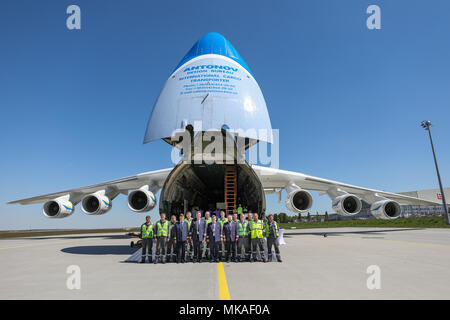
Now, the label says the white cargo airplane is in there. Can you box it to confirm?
[8,32,439,219]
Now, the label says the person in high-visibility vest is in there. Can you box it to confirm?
[202,211,212,225]
[166,215,178,262]
[249,213,267,262]
[236,213,249,262]
[218,210,227,261]
[265,214,282,262]
[154,212,169,264]
[185,211,193,261]
[218,210,227,225]
[237,204,243,215]
[246,212,254,261]
[223,214,238,262]
[140,215,154,263]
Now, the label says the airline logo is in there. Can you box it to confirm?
[183,64,238,72]
[63,205,73,211]
[103,200,110,206]
[437,193,442,200]
[332,200,341,207]
[371,205,382,211]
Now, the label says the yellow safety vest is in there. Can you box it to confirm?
[250,220,264,239]
[203,217,212,226]
[156,220,169,237]
[218,218,227,227]
[141,223,154,239]
[265,221,279,238]
[238,221,249,236]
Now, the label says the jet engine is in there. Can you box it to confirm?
[332,194,362,216]
[81,191,112,215]
[285,188,313,214]
[43,198,74,218]
[370,200,402,219]
[127,186,157,212]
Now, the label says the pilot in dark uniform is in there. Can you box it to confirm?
[207,215,223,263]
[223,214,238,262]
[191,211,207,262]
[175,213,189,263]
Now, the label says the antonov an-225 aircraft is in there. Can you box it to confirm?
[8,32,439,219]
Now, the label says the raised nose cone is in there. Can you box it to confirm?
[174,32,252,76]
[144,32,272,145]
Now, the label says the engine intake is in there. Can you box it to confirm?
[81,192,112,215]
[128,186,157,212]
[43,198,74,218]
[332,194,362,216]
[285,188,313,214]
[370,200,401,219]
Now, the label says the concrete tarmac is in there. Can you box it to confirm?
[1,227,450,299]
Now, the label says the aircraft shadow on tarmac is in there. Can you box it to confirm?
[26,234,128,241]
[284,228,423,237]
[61,245,139,255]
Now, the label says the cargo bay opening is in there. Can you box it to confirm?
[159,162,265,218]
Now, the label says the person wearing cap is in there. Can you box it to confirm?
[140,215,154,263]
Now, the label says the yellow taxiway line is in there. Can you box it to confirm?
[217,262,231,300]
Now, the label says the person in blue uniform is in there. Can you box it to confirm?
[175,213,189,263]
[223,214,238,262]
[190,211,207,263]
[206,215,223,262]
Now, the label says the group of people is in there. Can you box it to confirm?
[139,210,282,264]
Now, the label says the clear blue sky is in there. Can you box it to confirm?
[1,0,449,230]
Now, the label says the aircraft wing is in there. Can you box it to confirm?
[253,165,440,206]
[8,168,172,205]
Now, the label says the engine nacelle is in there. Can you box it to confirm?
[285,188,313,214]
[332,194,362,216]
[370,200,402,220]
[81,191,112,215]
[43,198,74,218]
[128,186,157,212]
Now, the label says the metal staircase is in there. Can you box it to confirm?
[224,164,237,215]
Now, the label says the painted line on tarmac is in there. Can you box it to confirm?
[217,262,231,300]
[0,237,100,250]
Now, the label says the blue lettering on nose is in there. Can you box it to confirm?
[184,65,238,72]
